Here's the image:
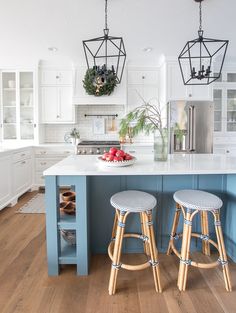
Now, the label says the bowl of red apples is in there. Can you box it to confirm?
[97,147,136,167]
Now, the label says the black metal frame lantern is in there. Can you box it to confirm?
[82,0,126,84]
[178,0,229,85]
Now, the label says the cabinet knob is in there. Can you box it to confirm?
[21,161,26,165]
[226,150,230,153]
[142,75,145,79]
[189,94,192,98]
[56,75,60,79]
[56,115,60,118]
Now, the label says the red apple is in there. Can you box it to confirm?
[102,152,109,160]
[124,154,133,161]
[109,147,118,155]
[116,149,125,158]
[114,156,123,162]
[106,154,114,161]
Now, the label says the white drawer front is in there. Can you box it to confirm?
[13,149,31,163]
[35,158,63,171]
[34,148,73,157]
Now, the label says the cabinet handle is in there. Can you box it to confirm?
[64,151,70,154]
[21,153,26,157]
[189,94,192,98]
[21,161,26,165]
[128,150,136,153]
[40,151,46,154]
[40,162,47,165]
[142,75,145,79]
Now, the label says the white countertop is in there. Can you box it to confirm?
[0,143,74,157]
[43,154,236,176]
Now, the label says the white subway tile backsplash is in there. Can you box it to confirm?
[44,105,126,143]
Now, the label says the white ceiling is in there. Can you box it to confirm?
[0,0,235,66]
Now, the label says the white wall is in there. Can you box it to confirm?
[0,0,234,67]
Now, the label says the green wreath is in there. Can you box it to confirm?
[83,68,117,96]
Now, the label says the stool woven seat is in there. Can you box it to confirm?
[110,190,157,213]
[173,189,223,211]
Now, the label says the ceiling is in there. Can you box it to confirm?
[0,0,235,66]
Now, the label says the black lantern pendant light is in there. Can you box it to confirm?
[82,0,126,84]
[178,0,229,85]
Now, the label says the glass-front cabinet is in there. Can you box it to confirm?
[1,70,35,141]
[213,70,236,134]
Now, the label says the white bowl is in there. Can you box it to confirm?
[97,156,136,167]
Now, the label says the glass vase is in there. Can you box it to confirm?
[154,130,168,161]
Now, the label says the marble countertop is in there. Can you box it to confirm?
[43,154,236,176]
[0,143,74,157]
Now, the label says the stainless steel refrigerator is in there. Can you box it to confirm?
[168,101,213,154]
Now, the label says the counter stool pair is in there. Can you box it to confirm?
[108,189,232,295]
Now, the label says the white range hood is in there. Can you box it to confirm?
[73,66,127,105]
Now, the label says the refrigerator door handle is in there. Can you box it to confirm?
[188,105,195,151]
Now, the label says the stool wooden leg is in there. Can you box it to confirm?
[140,212,150,256]
[144,210,162,293]
[108,211,128,295]
[167,203,181,255]
[212,210,232,292]
[177,208,195,291]
[200,211,210,256]
[111,210,118,240]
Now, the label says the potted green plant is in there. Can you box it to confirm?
[70,128,80,146]
[119,96,168,161]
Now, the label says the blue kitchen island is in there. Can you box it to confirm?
[44,154,236,276]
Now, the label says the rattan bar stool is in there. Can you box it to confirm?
[108,190,162,295]
[167,189,232,292]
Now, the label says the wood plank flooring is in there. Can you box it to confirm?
[0,191,235,313]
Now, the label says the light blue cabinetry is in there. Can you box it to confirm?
[45,173,236,276]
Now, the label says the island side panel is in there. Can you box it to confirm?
[225,174,236,262]
[89,174,228,255]
[45,175,60,275]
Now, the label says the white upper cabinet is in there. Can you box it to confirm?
[127,68,159,112]
[41,70,73,85]
[73,66,127,105]
[159,58,213,103]
[40,68,75,123]
[41,86,74,123]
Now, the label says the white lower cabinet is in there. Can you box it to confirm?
[13,158,32,197]
[0,148,33,210]
[34,147,73,186]
[0,156,11,210]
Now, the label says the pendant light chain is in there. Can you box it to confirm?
[199,1,202,32]
[105,0,108,30]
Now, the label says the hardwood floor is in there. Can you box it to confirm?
[0,191,236,313]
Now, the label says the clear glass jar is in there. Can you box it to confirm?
[154,129,168,161]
